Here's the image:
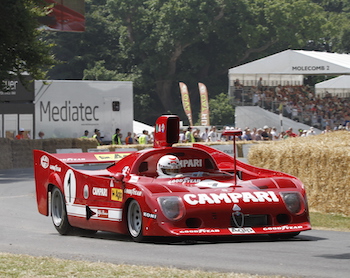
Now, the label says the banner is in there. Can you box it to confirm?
[179,82,193,126]
[198,83,210,126]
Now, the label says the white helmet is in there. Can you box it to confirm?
[157,155,181,177]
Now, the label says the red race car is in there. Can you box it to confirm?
[33,115,311,242]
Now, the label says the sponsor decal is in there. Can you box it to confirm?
[263,225,303,231]
[64,169,76,206]
[183,191,279,205]
[124,188,142,196]
[92,187,108,197]
[39,101,98,122]
[179,228,221,234]
[111,188,123,202]
[122,166,130,175]
[292,65,329,71]
[61,157,86,162]
[49,164,62,172]
[229,227,255,234]
[179,159,202,168]
[168,177,201,185]
[97,209,109,218]
[40,155,49,169]
[66,204,122,221]
[143,212,157,219]
[94,153,130,161]
[129,176,139,183]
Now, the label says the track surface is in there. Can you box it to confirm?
[0,168,349,277]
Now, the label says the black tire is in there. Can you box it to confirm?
[51,186,73,235]
[127,199,144,242]
[268,232,300,240]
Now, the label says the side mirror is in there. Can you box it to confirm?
[114,173,125,182]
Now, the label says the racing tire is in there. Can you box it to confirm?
[127,199,144,242]
[268,232,300,240]
[51,186,73,235]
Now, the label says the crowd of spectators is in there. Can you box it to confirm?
[233,80,350,131]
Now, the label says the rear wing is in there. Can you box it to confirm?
[44,151,135,165]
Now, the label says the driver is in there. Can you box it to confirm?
[156,155,182,178]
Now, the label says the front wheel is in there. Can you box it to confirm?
[127,199,144,242]
[51,186,73,235]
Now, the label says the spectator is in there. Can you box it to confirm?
[125,131,134,144]
[261,126,270,140]
[283,127,298,139]
[185,127,195,143]
[270,127,279,140]
[179,129,185,143]
[193,128,201,142]
[112,128,122,145]
[92,129,103,145]
[242,129,252,141]
[138,130,150,144]
[81,130,89,138]
[38,131,45,139]
[322,125,332,134]
[255,128,263,141]
[306,127,316,136]
[15,128,29,140]
[208,126,218,142]
[257,77,263,91]
[200,127,209,142]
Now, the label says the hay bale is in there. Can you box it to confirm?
[0,138,13,169]
[72,138,98,152]
[248,131,350,216]
[11,139,43,168]
[42,138,74,153]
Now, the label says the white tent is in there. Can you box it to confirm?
[229,50,350,88]
[133,120,154,136]
[315,75,350,98]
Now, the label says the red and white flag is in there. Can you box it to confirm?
[179,82,193,126]
[198,83,210,126]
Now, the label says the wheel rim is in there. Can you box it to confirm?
[52,189,63,227]
[128,200,142,238]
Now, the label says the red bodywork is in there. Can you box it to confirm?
[33,115,311,239]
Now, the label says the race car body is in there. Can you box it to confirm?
[33,115,311,242]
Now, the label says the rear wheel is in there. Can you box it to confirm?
[127,200,144,242]
[51,187,73,235]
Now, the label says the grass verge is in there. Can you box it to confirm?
[310,211,350,231]
[0,253,284,278]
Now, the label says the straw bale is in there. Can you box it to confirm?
[42,138,74,153]
[11,139,41,168]
[72,138,98,152]
[0,138,13,169]
[248,131,350,216]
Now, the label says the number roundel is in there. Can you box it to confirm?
[63,169,76,205]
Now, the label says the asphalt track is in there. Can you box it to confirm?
[0,168,349,278]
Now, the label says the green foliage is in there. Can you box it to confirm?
[208,93,235,126]
[42,0,350,125]
[0,0,55,90]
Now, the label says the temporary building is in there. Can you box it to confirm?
[228,49,350,90]
[315,75,350,98]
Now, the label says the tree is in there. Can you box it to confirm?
[208,93,235,126]
[46,0,333,124]
[0,0,55,90]
[106,0,328,113]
